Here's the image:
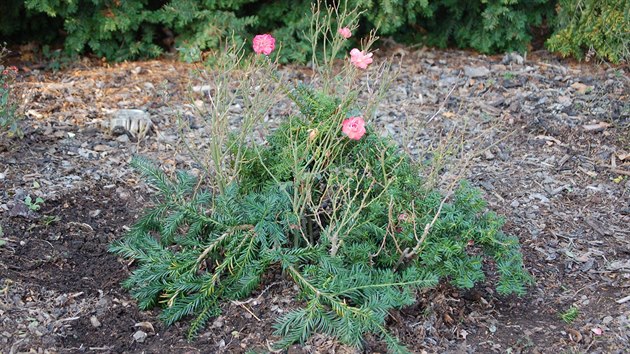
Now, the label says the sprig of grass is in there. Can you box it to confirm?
[560,305,579,324]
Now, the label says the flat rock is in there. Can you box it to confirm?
[464,66,490,78]
[502,52,524,65]
[133,330,147,343]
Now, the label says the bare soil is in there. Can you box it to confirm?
[1,49,628,354]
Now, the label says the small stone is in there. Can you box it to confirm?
[530,193,550,204]
[157,134,177,143]
[602,316,613,325]
[212,318,224,328]
[503,79,523,89]
[133,330,147,343]
[464,66,490,78]
[116,187,130,200]
[192,85,212,93]
[501,52,524,65]
[511,200,520,208]
[116,134,129,143]
[557,95,572,106]
[90,316,101,328]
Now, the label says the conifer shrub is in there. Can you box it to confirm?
[19,0,256,61]
[547,0,629,64]
[0,0,61,45]
[110,2,532,351]
[7,0,556,62]
[420,0,555,54]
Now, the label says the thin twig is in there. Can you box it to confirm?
[398,193,449,265]
[427,78,461,124]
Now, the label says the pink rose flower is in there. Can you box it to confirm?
[252,34,276,55]
[338,27,352,39]
[350,48,373,69]
[342,116,366,140]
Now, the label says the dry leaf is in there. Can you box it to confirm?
[134,321,155,332]
[570,82,591,94]
[567,328,582,342]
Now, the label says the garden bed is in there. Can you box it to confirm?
[1,48,628,353]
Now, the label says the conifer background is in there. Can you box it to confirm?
[1,0,626,63]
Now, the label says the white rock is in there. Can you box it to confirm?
[502,52,524,65]
[133,330,147,343]
[192,85,212,93]
[90,316,101,328]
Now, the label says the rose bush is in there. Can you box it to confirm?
[113,4,532,352]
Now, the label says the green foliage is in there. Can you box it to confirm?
[251,0,555,61]
[246,0,555,61]
[546,0,629,63]
[17,0,256,61]
[422,0,555,54]
[4,0,556,62]
[22,0,159,61]
[148,0,257,60]
[24,196,45,211]
[252,1,314,63]
[560,305,579,323]
[0,0,62,44]
[0,51,22,138]
[16,0,628,65]
[351,0,434,35]
[112,84,532,351]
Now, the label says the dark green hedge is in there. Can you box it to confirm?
[1,1,624,63]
